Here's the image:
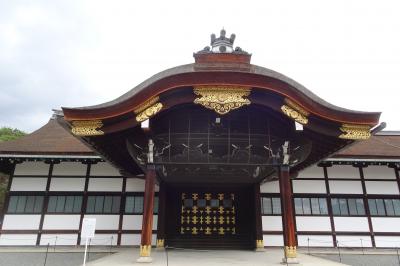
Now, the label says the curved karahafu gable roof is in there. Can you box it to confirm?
[58,30,382,177]
[62,63,380,125]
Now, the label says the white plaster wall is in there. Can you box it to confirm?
[371,217,400,232]
[329,180,363,194]
[2,215,41,230]
[334,217,370,232]
[126,178,145,192]
[292,180,326,194]
[10,177,47,191]
[80,234,118,245]
[363,165,396,179]
[122,215,157,230]
[374,236,400,247]
[121,234,141,245]
[83,215,120,230]
[0,234,37,245]
[125,178,159,192]
[297,165,324,179]
[261,216,282,231]
[42,215,81,230]
[263,235,284,246]
[52,162,87,176]
[40,234,78,245]
[49,178,85,191]
[365,181,399,195]
[14,161,49,176]
[298,235,333,247]
[88,178,123,191]
[122,215,142,230]
[260,181,280,193]
[295,217,331,232]
[327,165,360,179]
[335,236,372,247]
[90,162,121,176]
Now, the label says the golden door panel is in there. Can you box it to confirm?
[180,192,236,236]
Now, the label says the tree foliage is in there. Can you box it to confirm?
[0,127,26,142]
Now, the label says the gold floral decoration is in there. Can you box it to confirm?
[280,98,309,125]
[134,96,163,122]
[193,86,251,115]
[71,120,104,136]
[339,124,371,140]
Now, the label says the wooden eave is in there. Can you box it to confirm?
[61,63,381,127]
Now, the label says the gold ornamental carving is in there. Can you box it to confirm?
[71,120,104,136]
[134,96,163,122]
[193,86,251,115]
[139,245,151,257]
[285,246,297,258]
[281,99,309,125]
[339,124,371,140]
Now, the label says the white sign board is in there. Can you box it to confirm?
[82,218,96,266]
[81,218,96,238]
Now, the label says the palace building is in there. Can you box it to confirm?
[1,30,399,263]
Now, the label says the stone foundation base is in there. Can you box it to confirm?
[281,257,299,264]
[137,256,153,263]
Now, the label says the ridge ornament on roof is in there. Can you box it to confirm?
[196,29,249,55]
[194,29,251,64]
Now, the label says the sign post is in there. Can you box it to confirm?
[81,218,96,266]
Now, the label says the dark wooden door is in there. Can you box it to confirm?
[165,185,254,249]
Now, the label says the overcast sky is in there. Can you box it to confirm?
[1,0,400,133]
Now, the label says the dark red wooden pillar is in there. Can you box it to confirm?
[156,181,166,248]
[254,184,264,250]
[138,164,156,262]
[279,166,297,261]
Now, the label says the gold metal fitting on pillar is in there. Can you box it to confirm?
[256,239,264,248]
[139,245,151,257]
[285,246,297,258]
[255,239,265,252]
[156,239,164,248]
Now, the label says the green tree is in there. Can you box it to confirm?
[0,127,25,211]
[0,127,26,142]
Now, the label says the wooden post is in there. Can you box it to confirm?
[254,184,264,251]
[279,165,298,263]
[156,181,166,249]
[137,164,156,263]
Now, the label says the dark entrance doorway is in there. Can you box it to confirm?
[165,184,255,249]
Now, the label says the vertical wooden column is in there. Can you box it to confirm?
[359,166,376,247]
[279,165,297,261]
[37,162,53,245]
[138,164,156,262]
[254,184,264,250]
[156,181,166,248]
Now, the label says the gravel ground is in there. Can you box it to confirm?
[314,254,400,266]
[0,252,108,266]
